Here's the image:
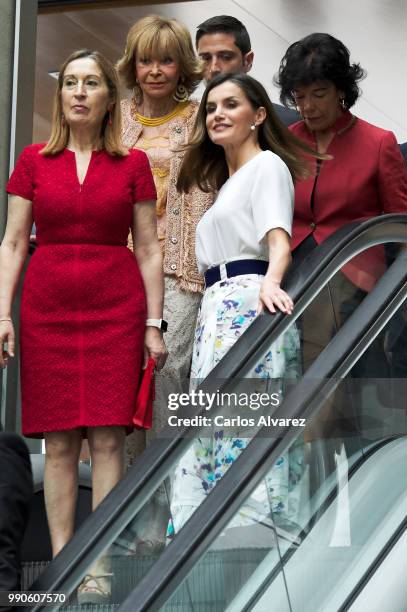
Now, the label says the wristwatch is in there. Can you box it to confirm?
[146,318,168,332]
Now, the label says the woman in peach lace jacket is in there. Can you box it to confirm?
[116,15,212,549]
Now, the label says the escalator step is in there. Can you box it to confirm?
[57,607,119,611]
[22,547,269,609]
[22,561,49,590]
[112,548,269,609]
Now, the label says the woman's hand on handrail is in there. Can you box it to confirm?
[258,278,293,315]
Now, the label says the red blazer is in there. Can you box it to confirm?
[290,111,407,290]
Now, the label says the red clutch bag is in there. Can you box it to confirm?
[133,357,156,430]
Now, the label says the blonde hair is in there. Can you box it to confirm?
[41,49,127,157]
[116,15,202,95]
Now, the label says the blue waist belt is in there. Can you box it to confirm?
[204,259,268,288]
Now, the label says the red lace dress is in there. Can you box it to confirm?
[6,144,156,437]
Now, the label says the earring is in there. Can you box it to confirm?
[250,124,256,131]
[173,79,189,103]
[340,98,346,109]
[132,80,143,105]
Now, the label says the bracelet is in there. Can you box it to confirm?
[0,318,12,323]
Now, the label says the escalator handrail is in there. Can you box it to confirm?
[117,248,407,611]
[26,214,407,606]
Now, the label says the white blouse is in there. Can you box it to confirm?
[195,150,294,275]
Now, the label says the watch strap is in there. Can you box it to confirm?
[146,318,168,332]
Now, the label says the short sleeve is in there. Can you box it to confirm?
[378,131,407,214]
[130,149,157,203]
[6,145,36,201]
[251,152,294,242]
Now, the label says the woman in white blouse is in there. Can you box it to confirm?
[168,73,319,536]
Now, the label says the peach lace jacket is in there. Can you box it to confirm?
[121,99,214,293]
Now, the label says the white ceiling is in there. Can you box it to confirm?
[36,0,407,142]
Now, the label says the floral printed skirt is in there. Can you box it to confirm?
[168,275,304,537]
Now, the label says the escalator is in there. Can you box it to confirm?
[23,214,407,611]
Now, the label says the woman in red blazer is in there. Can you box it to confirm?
[275,34,407,435]
[276,33,407,292]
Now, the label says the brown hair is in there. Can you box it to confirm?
[41,49,127,157]
[116,15,202,95]
[177,72,324,193]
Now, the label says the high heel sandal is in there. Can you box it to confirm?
[77,573,113,604]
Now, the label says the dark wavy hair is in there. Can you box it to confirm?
[177,73,323,193]
[275,33,366,109]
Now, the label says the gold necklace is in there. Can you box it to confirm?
[134,101,188,127]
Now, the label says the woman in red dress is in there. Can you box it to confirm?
[0,49,167,598]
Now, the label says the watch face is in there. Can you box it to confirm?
[161,319,168,332]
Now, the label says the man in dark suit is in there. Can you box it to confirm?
[0,431,33,596]
[196,15,299,126]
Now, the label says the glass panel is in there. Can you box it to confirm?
[162,468,292,612]
[62,478,173,605]
[157,297,407,612]
[265,306,407,612]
